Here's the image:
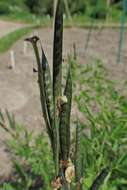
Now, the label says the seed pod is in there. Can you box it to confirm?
[59,65,72,160]
[26,36,53,149]
[41,46,54,127]
[53,0,63,176]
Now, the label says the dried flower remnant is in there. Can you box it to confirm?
[51,177,62,190]
[60,159,69,169]
[57,96,68,114]
[65,159,75,184]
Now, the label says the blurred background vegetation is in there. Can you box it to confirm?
[0,0,126,24]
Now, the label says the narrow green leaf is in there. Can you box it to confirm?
[73,43,77,61]
[89,167,110,190]
[0,121,8,132]
[75,121,82,184]
[13,161,27,182]
[5,109,15,129]
[59,65,72,160]
[0,111,15,137]
[0,109,4,122]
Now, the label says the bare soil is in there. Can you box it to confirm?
[0,26,127,178]
[0,20,26,37]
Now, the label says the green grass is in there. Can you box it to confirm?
[0,12,36,24]
[72,59,127,190]
[0,11,53,28]
[0,0,126,28]
[0,8,126,29]
[1,60,127,190]
[1,13,127,29]
[0,2,126,28]
[64,14,127,28]
[0,26,33,53]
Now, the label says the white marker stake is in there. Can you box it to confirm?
[9,50,15,69]
[23,41,28,55]
[33,30,39,36]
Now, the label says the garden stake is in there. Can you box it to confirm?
[117,0,127,64]
[9,50,15,70]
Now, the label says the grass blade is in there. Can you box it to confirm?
[5,109,16,129]
[0,109,4,122]
[89,167,110,190]
[13,161,27,183]
[75,121,83,189]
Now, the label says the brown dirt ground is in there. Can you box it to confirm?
[0,20,26,37]
[0,27,127,178]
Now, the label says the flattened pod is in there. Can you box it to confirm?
[59,65,72,160]
[41,47,54,126]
